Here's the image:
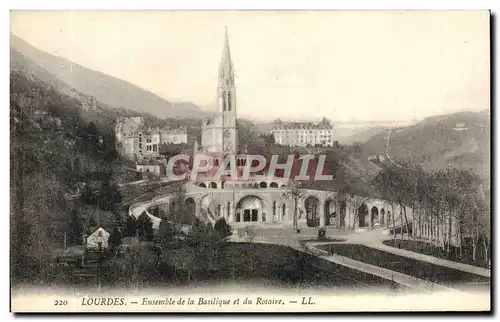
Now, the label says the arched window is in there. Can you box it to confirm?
[209,182,217,189]
[227,92,232,111]
[260,182,267,188]
[199,183,207,188]
[270,182,278,188]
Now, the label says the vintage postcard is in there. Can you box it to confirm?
[10,10,491,313]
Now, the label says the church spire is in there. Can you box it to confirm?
[219,26,234,86]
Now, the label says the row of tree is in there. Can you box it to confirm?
[371,163,490,264]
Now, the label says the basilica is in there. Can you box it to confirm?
[129,28,411,234]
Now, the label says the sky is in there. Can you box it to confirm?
[10,10,490,123]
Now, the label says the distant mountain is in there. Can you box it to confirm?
[10,34,208,119]
[361,110,490,179]
[336,126,388,145]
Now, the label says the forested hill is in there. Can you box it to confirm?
[10,65,127,285]
[361,110,490,181]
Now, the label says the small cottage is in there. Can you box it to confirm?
[86,227,111,250]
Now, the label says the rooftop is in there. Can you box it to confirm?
[272,119,333,130]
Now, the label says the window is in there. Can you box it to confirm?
[153,144,157,152]
[243,210,251,222]
[236,212,241,222]
[97,231,102,237]
[251,210,258,222]
[146,138,152,143]
[147,146,152,151]
[139,143,142,149]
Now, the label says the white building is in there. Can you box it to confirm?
[271,120,335,147]
[86,227,111,250]
[453,123,469,131]
[136,162,165,176]
[115,116,188,161]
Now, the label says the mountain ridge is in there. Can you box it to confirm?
[10,34,208,119]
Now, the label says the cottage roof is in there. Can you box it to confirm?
[86,226,112,237]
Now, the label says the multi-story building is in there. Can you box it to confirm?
[115,117,188,161]
[271,120,335,147]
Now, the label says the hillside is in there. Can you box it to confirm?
[10,34,208,119]
[10,57,137,284]
[361,110,490,180]
[337,126,388,145]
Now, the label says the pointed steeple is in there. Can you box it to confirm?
[219,26,234,86]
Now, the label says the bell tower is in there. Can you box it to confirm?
[218,26,238,154]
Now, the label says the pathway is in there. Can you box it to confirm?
[364,241,490,278]
[310,228,491,278]
[317,252,450,292]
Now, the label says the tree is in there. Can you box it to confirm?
[124,215,137,237]
[68,207,83,246]
[155,220,179,250]
[243,226,257,277]
[186,218,210,270]
[85,121,99,154]
[170,183,187,224]
[282,182,306,232]
[349,195,367,231]
[97,180,122,212]
[81,184,96,205]
[214,217,232,240]
[137,212,154,241]
[73,157,81,180]
[203,222,218,269]
[108,227,122,251]
[153,220,180,268]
